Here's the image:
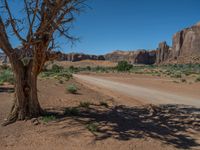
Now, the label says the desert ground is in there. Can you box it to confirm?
[0,61,200,150]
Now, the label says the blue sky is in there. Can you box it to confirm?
[2,0,200,55]
[64,0,200,54]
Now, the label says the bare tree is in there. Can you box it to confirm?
[0,0,86,126]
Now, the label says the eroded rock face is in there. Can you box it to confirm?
[104,50,156,64]
[171,23,200,63]
[52,22,200,64]
[156,41,171,64]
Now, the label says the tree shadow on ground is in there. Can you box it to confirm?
[0,87,14,93]
[44,104,200,149]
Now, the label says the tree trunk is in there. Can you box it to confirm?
[2,62,42,126]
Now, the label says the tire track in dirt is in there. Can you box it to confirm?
[74,74,200,107]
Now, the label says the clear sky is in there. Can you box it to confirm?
[64,0,200,55]
[2,0,200,55]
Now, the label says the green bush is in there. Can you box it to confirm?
[116,61,133,72]
[0,69,15,84]
[41,115,56,123]
[40,70,72,81]
[51,64,63,72]
[67,84,77,94]
[86,122,99,133]
[69,65,78,73]
[171,71,182,78]
[86,66,91,71]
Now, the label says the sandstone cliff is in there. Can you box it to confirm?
[156,41,171,64]
[171,22,200,63]
[155,22,200,64]
[2,22,200,65]
[104,50,156,64]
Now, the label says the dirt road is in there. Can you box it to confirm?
[74,74,200,107]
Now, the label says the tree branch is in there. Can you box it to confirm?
[4,0,26,43]
[0,16,13,56]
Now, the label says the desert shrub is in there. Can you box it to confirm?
[171,71,182,78]
[51,64,63,72]
[0,69,15,84]
[68,65,78,73]
[40,70,72,81]
[116,61,133,72]
[86,66,91,71]
[69,65,75,70]
[79,101,91,108]
[92,66,107,72]
[86,122,99,133]
[67,84,77,94]
[41,115,56,123]
[64,107,79,116]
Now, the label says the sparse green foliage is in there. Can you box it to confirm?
[67,84,78,94]
[86,122,99,133]
[41,115,56,123]
[171,71,182,78]
[51,64,64,72]
[40,67,72,81]
[116,61,133,71]
[69,65,78,73]
[0,69,15,85]
[86,66,91,71]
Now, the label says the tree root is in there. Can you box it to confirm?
[1,103,18,126]
[2,107,44,126]
[1,117,17,126]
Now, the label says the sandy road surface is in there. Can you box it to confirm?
[74,74,200,107]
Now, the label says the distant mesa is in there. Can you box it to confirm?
[1,22,200,65]
[57,21,200,64]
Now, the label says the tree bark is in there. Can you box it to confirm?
[2,61,42,126]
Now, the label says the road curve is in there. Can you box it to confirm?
[74,74,200,107]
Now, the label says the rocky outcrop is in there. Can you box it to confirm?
[59,53,105,62]
[154,22,200,64]
[2,22,199,65]
[171,22,200,63]
[104,50,156,64]
[156,41,171,64]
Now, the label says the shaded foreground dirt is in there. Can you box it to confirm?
[0,77,200,150]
